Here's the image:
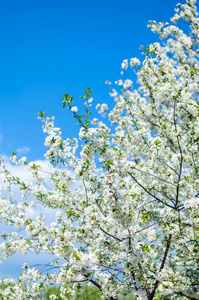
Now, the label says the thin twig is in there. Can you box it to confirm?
[149,234,172,300]
[128,172,175,209]
[100,227,122,241]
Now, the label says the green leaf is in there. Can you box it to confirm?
[38,111,46,117]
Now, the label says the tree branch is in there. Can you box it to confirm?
[138,263,150,299]
[149,234,172,300]
[128,172,175,209]
[100,227,122,242]
[176,291,199,300]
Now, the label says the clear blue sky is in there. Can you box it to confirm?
[0,0,196,280]
[0,0,189,160]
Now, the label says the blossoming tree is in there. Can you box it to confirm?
[1,0,199,299]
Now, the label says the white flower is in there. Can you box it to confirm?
[117,79,123,86]
[123,79,133,89]
[10,155,18,164]
[121,59,128,70]
[109,89,118,97]
[95,103,100,110]
[184,197,199,209]
[88,97,93,103]
[71,106,78,112]
[19,157,27,164]
[171,13,180,24]
[130,57,140,67]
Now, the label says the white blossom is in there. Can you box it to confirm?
[71,106,78,112]
[121,59,128,70]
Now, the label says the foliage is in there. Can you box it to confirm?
[46,285,137,300]
[1,0,199,299]
[46,285,101,300]
[45,286,62,300]
[0,284,136,299]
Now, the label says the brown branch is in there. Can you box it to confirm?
[138,263,150,299]
[131,167,177,187]
[88,278,102,291]
[89,278,116,300]
[128,109,150,148]
[96,199,106,217]
[149,234,172,300]
[136,114,161,128]
[84,271,115,300]
[173,95,183,209]
[98,238,127,255]
[76,208,84,214]
[100,227,122,242]
[175,134,183,208]
[128,172,175,209]
[127,230,139,294]
[176,291,199,300]
[99,222,163,256]
[135,199,158,211]
[159,234,172,271]
[100,264,127,274]
[134,222,159,234]
[165,162,179,176]
[152,186,175,203]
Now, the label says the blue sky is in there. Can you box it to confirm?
[0,0,187,160]
[0,0,197,280]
